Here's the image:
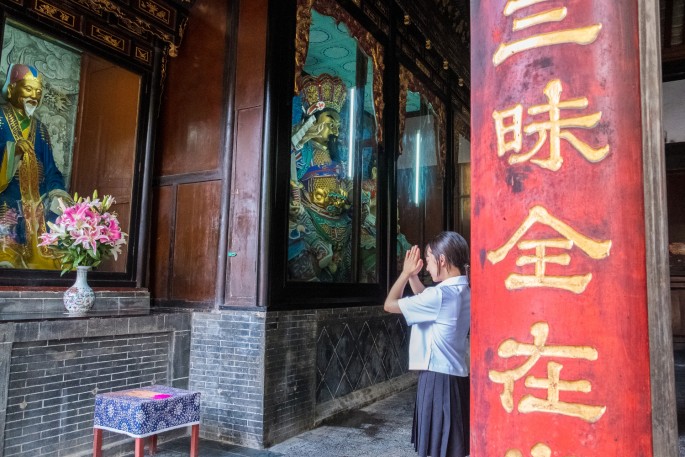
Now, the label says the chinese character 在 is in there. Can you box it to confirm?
[493,0,602,66]
[492,79,610,171]
[487,205,611,293]
[489,322,606,423]
[506,443,575,457]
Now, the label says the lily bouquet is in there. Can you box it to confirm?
[39,190,127,275]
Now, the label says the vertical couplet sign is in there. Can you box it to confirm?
[470,0,653,455]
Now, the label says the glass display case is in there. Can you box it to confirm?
[287,1,383,284]
[396,64,447,282]
[0,18,140,275]
[267,0,470,306]
[0,0,190,287]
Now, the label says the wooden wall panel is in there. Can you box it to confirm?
[235,0,267,110]
[226,107,263,305]
[150,185,174,299]
[172,181,221,302]
[667,171,685,242]
[673,277,685,336]
[222,0,267,306]
[156,0,227,176]
[672,288,683,336]
[150,0,232,307]
[151,0,269,307]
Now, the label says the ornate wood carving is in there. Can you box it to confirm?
[0,0,194,65]
[137,0,175,27]
[89,23,128,52]
[363,4,388,35]
[371,0,388,19]
[135,45,152,64]
[35,0,79,29]
[394,0,469,88]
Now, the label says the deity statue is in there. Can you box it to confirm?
[288,74,353,282]
[0,64,71,269]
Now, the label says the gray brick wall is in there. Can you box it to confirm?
[191,306,412,449]
[4,334,169,457]
[315,309,410,403]
[0,324,14,457]
[190,311,266,448]
[263,310,317,446]
[0,312,192,457]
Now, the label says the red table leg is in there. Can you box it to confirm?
[150,434,158,455]
[135,438,145,457]
[92,428,103,457]
[190,424,200,457]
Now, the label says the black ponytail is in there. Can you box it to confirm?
[426,231,470,283]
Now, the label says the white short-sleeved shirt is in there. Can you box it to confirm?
[398,275,470,376]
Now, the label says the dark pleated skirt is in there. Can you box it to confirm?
[412,371,470,457]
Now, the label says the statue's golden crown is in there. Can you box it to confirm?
[20,72,42,84]
[299,74,347,116]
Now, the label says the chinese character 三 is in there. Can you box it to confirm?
[493,0,602,66]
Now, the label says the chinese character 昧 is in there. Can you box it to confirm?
[487,205,611,293]
[506,443,575,457]
[493,79,610,171]
[489,322,606,423]
[493,0,602,66]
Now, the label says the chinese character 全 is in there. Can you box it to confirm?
[487,205,611,293]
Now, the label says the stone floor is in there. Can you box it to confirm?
[126,369,685,457]
[149,388,417,457]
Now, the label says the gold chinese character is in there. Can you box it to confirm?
[493,80,610,171]
[493,105,523,158]
[493,0,602,65]
[489,322,606,423]
[506,443,575,457]
[487,205,611,293]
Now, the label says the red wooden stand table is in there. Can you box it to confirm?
[92,385,200,457]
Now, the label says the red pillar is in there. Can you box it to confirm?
[469,0,667,454]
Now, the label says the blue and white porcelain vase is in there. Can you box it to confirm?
[63,266,95,314]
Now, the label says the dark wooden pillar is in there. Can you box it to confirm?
[224,0,268,307]
[641,0,679,454]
